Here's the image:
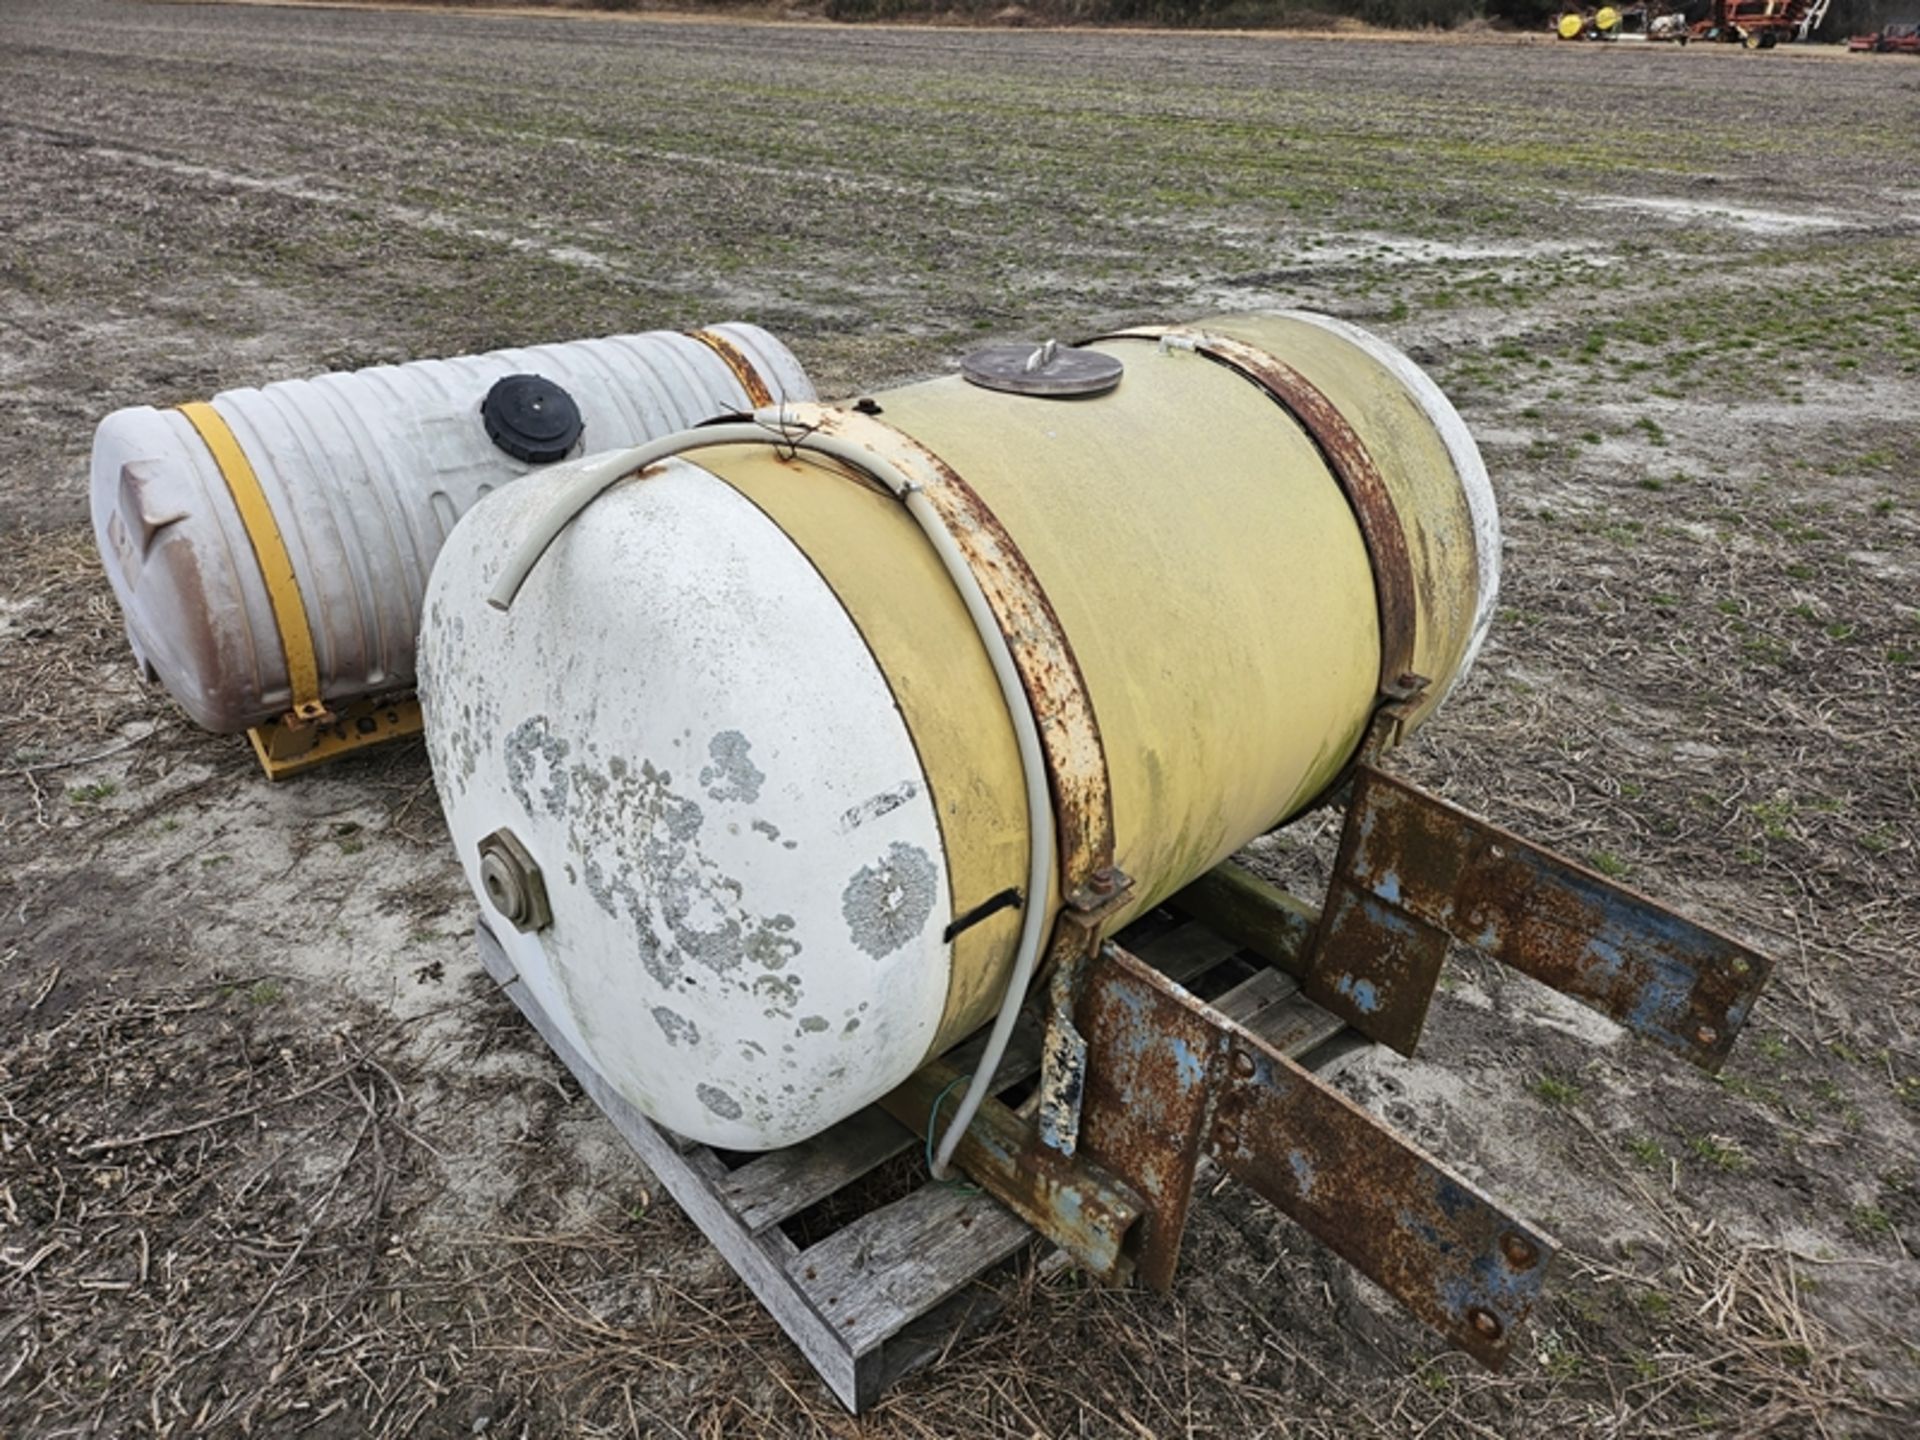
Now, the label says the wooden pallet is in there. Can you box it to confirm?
[475,908,1352,1413]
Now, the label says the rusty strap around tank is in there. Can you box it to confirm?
[1086,327,1420,694]
[774,403,1115,899]
[685,329,775,409]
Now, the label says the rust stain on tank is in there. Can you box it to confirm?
[686,329,775,409]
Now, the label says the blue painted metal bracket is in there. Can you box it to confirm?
[1304,766,1773,1071]
[1079,943,1554,1367]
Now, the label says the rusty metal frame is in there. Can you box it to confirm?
[754,403,1770,1375]
[1303,766,1773,1070]
[1085,327,1420,693]
[1075,942,1555,1365]
[892,759,1773,1370]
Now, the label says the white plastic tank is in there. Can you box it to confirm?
[91,325,813,733]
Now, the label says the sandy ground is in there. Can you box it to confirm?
[2,0,1918,1435]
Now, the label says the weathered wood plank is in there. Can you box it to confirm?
[476,907,1351,1415]
[791,1177,1035,1358]
[1246,991,1349,1059]
[718,1107,918,1237]
[1121,919,1245,985]
[1213,964,1300,1026]
[1168,862,1318,977]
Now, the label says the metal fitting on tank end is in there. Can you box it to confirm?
[478,828,550,934]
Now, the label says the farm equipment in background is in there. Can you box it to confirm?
[1688,0,1830,45]
[1848,19,1920,49]
[1557,0,1830,43]
[1558,5,1653,38]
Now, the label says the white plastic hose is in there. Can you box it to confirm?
[485,414,1057,1180]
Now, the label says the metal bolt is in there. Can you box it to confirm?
[1089,868,1117,897]
[1500,1232,1538,1269]
[1730,957,1751,977]
[1468,1308,1502,1341]
[1231,1050,1256,1079]
[1695,1025,1719,1047]
[478,828,551,934]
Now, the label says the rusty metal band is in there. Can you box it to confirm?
[779,404,1116,900]
[1084,328,1420,694]
[176,401,328,724]
[684,329,775,409]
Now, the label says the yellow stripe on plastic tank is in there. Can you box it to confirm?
[176,401,325,720]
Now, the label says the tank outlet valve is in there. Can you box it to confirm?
[478,829,551,933]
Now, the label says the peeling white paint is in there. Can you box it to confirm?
[421,459,953,1149]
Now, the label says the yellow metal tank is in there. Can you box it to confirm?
[420,311,1499,1150]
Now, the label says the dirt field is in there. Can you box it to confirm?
[2,1,1918,1435]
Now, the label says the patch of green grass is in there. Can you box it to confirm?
[248,979,285,1006]
[1535,1074,1582,1107]
[1687,1135,1750,1173]
[1416,1366,1452,1395]
[1748,795,1797,842]
[1849,1204,1892,1240]
[67,780,118,805]
[1588,850,1629,879]
[1626,1135,1666,1169]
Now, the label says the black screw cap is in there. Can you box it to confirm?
[481,374,583,464]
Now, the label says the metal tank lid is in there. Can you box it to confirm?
[961,340,1123,398]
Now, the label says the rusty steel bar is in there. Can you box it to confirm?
[1308,766,1773,1071]
[1075,943,1227,1290]
[1077,943,1554,1364]
[1303,879,1451,1057]
[1208,1028,1555,1370]
[877,1056,1141,1282]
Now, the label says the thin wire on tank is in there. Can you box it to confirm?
[484,411,1060,1180]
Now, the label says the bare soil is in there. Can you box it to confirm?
[2,1,1917,1435]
